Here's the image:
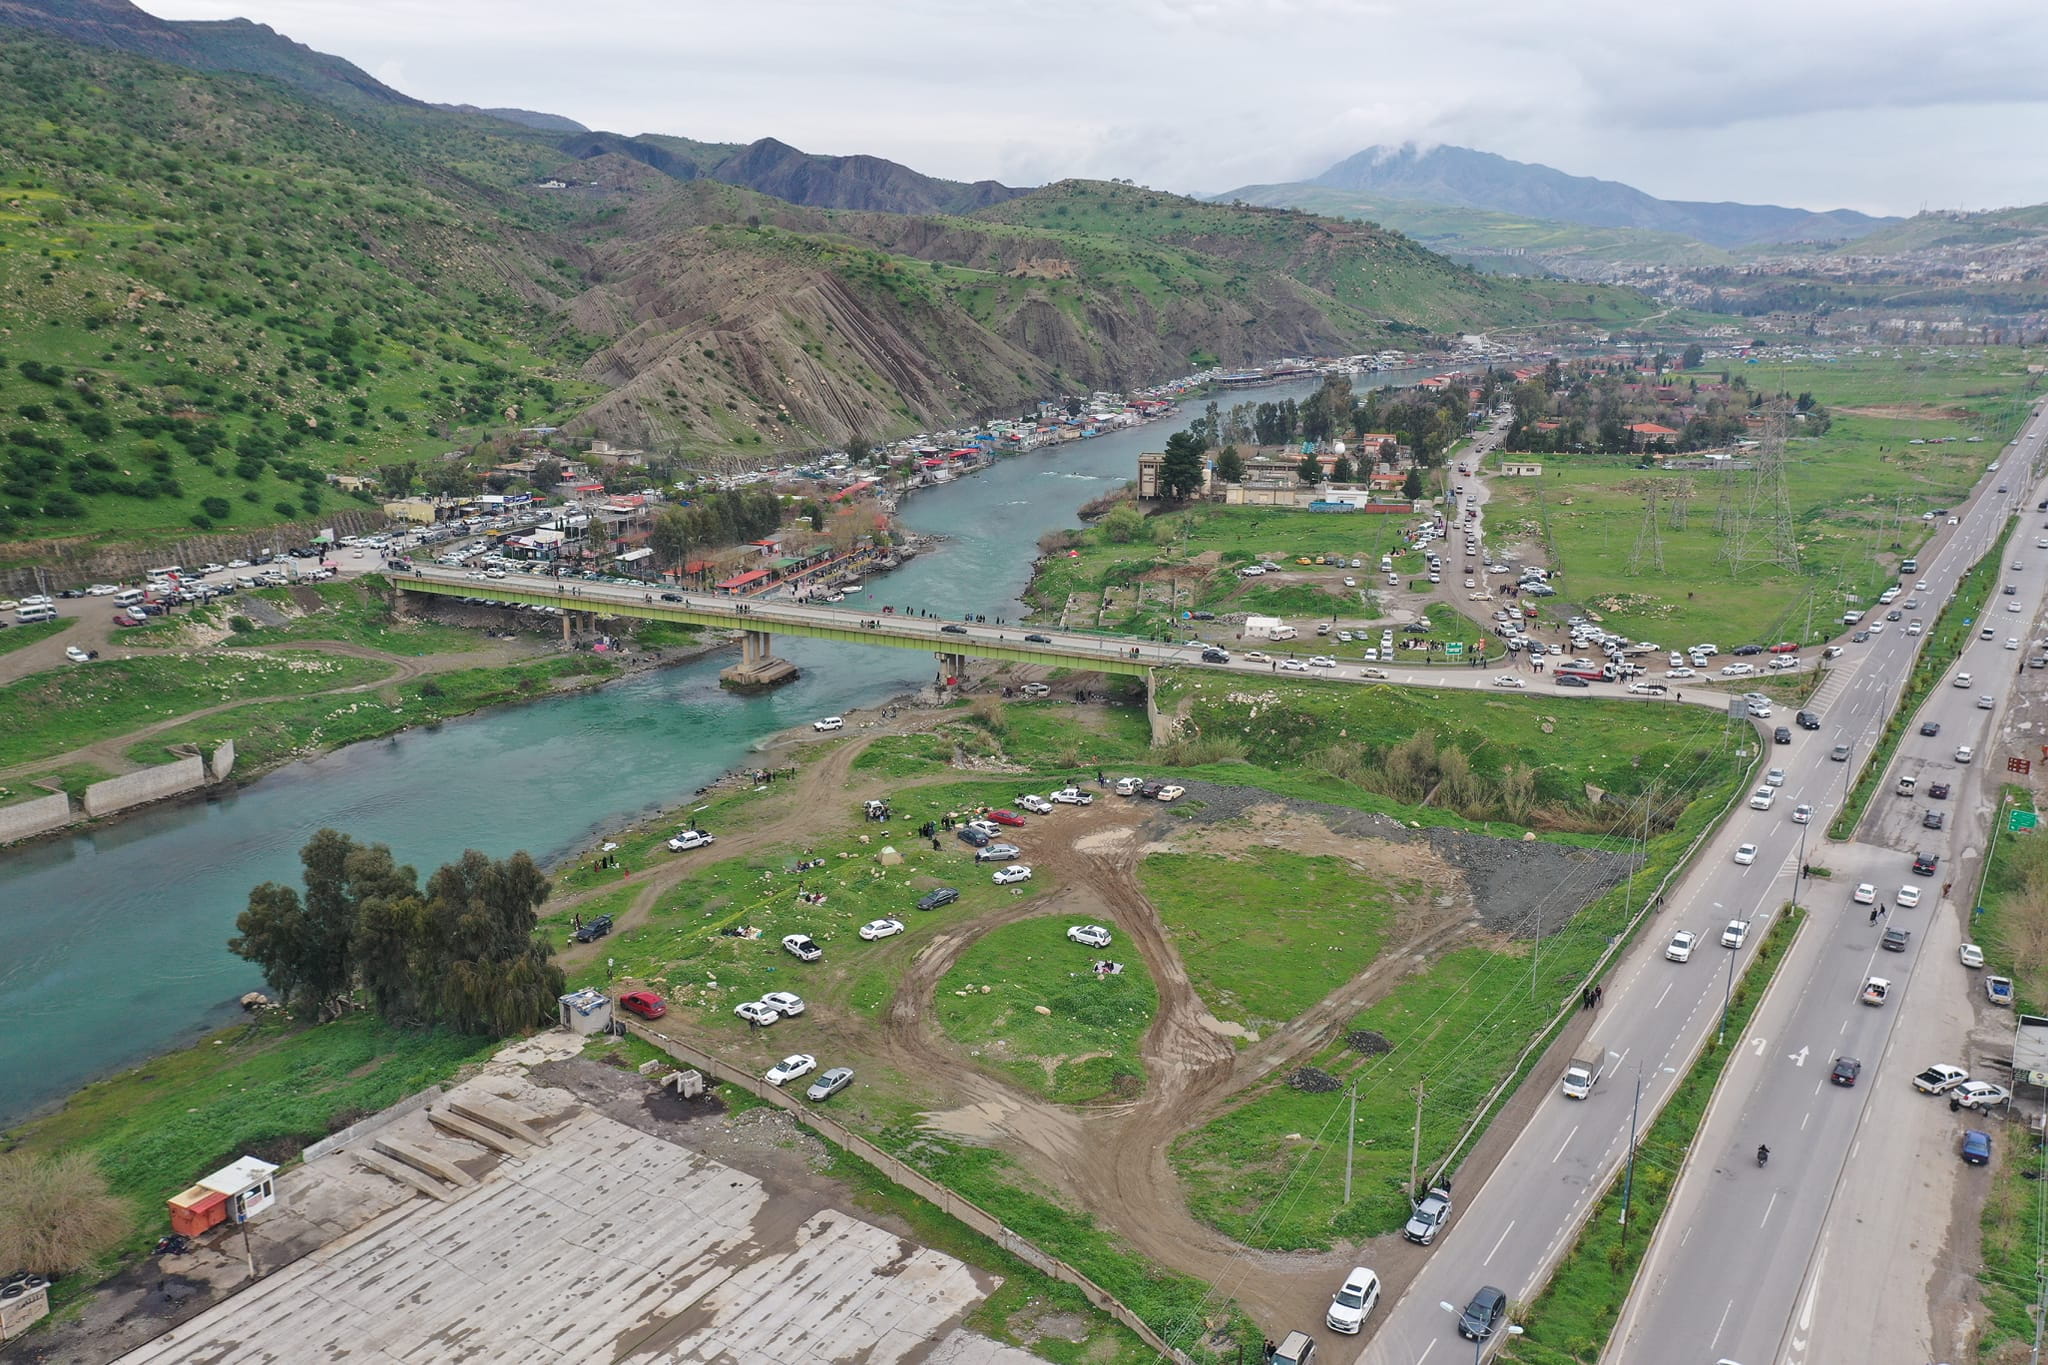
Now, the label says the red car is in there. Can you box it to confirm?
[986,809,1027,827]
[618,990,666,1019]
[1768,641,1799,654]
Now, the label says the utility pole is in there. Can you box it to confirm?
[1345,1084,1358,1204]
[1619,1069,1643,1249]
[1718,914,1737,1047]
[1410,1082,1426,1198]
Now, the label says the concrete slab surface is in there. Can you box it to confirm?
[116,1085,1003,1364]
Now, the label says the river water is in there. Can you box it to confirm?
[0,372,1395,1123]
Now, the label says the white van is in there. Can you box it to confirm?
[16,604,58,623]
[113,588,146,607]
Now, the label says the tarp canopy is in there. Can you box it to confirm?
[717,568,772,590]
[613,547,654,563]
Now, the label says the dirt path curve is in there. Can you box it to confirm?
[869,805,1489,1338]
[0,639,477,782]
[552,712,973,957]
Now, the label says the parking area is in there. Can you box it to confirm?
[112,1042,1036,1365]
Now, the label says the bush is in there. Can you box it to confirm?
[228,615,254,634]
[0,1151,130,1276]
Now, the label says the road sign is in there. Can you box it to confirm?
[2011,809,2039,833]
[2009,757,2034,775]
[1445,641,1464,657]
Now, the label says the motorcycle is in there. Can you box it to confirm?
[1756,1144,1770,1168]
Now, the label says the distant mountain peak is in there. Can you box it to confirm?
[433,104,588,134]
[1305,142,1894,247]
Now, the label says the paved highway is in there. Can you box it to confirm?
[1609,400,2048,1365]
[1357,397,2048,1365]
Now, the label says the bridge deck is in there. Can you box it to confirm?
[391,571,1157,676]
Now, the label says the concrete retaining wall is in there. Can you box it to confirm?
[625,1025,1190,1362]
[82,755,205,818]
[209,739,236,782]
[301,1086,446,1163]
[0,792,74,845]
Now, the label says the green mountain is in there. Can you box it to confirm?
[0,29,1654,558]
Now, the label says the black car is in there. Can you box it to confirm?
[1885,608,1903,621]
[1831,1056,1863,1086]
[1882,928,1911,953]
[915,886,961,911]
[1733,644,1765,656]
[1773,726,1792,744]
[660,592,682,602]
[1139,780,1168,799]
[1554,675,1590,687]
[941,624,969,634]
[1457,1286,1508,1341]
[1024,633,1051,643]
[571,914,614,943]
[2005,585,2020,596]
[1912,852,1939,876]
[1190,611,1216,621]
[1797,710,1821,730]
[1201,647,1230,664]
[1921,721,1941,736]
[1929,782,1951,799]
[955,827,991,848]
[1924,810,1945,830]
[1852,629,1871,642]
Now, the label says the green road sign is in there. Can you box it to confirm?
[2011,809,2039,833]
[1444,641,1464,657]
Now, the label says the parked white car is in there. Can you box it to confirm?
[781,933,823,962]
[733,1000,780,1027]
[666,829,715,852]
[1050,787,1093,805]
[764,1054,818,1086]
[992,864,1033,885]
[812,716,845,732]
[1016,794,1055,814]
[1067,924,1113,947]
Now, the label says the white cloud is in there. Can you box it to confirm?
[139,0,2048,213]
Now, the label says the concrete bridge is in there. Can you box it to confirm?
[390,567,1164,688]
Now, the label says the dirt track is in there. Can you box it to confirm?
[608,719,1628,1341]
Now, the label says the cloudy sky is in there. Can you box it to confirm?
[147,0,2048,215]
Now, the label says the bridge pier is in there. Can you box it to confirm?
[720,627,799,690]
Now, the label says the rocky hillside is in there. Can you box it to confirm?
[0,24,1655,552]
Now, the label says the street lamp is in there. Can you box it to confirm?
[1439,1302,1524,1364]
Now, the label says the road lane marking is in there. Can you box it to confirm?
[1711,1297,1735,1348]
[1553,1126,1579,1164]
[1483,1219,1516,1267]
[1801,1109,1812,1131]
[1656,981,1672,1009]
[1417,1341,1435,1365]
[1761,1190,1779,1226]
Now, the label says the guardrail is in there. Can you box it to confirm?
[623,1023,1191,1363]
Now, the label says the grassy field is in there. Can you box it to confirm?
[1967,787,2048,1355]
[1827,522,2009,839]
[1,650,394,768]
[1157,667,1748,828]
[934,918,1158,1104]
[1165,710,1753,1250]
[1139,850,1402,1027]
[1504,907,1805,1362]
[123,654,619,771]
[0,761,110,808]
[0,1014,500,1271]
[1482,348,2039,649]
[0,616,74,656]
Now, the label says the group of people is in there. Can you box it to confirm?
[1579,984,1605,1010]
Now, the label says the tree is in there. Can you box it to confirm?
[0,1151,130,1276]
[1214,445,1245,484]
[232,831,417,1020]
[846,434,872,464]
[528,456,562,492]
[415,850,564,1035]
[1402,467,1423,500]
[1331,455,1355,484]
[1296,453,1323,485]
[648,505,693,569]
[378,460,418,499]
[1157,432,1206,501]
[1681,342,1705,370]
[1101,503,1146,543]
[420,459,475,499]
